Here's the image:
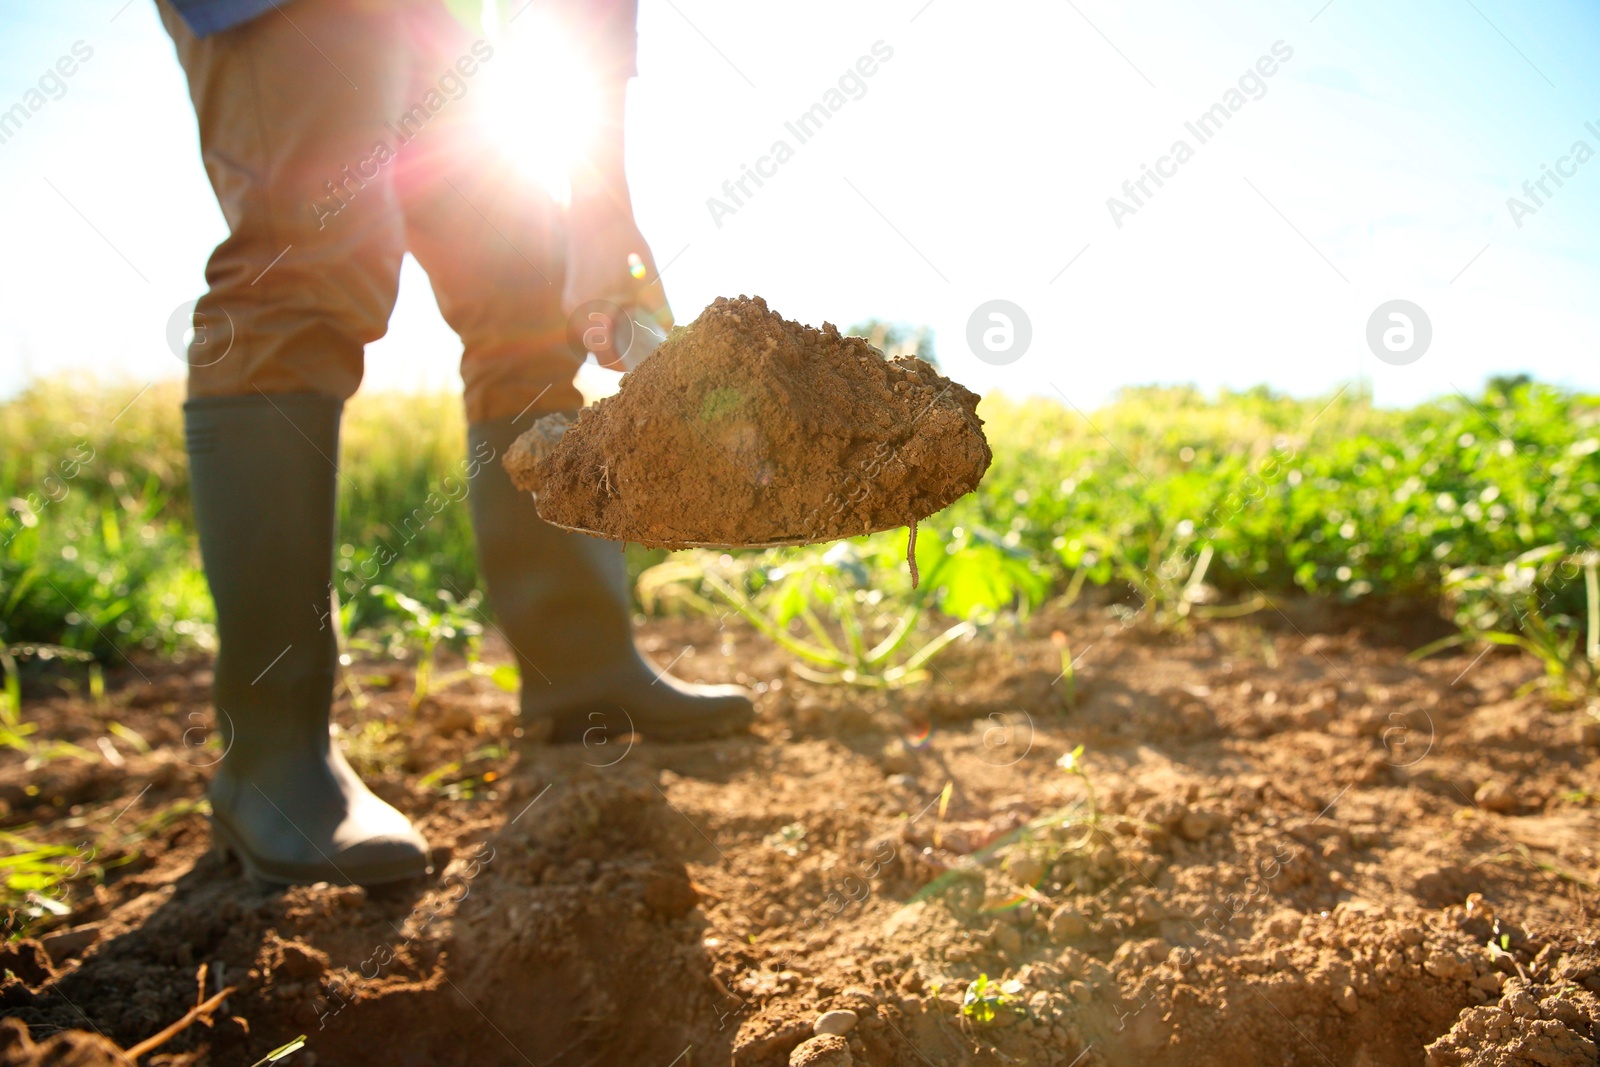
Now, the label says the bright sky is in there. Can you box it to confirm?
[1,0,1597,411]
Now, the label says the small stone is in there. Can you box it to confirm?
[1262,910,1303,940]
[1473,970,1504,993]
[276,939,329,981]
[993,926,1023,956]
[1178,809,1219,842]
[1463,893,1494,923]
[642,869,700,918]
[1335,985,1359,1014]
[1473,780,1519,814]
[40,923,102,965]
[1007,854,1045,888]
[1502,980,1539,1018]
[1424,951,1474,981]
[813,1009,858,1036]
[789,1034,852,1067]
[1048,905,1087,942]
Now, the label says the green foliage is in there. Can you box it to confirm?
[2,798,200,936]
[248,1035,308,1067]
[1414,545,1599,704]
[638,532,1046,687]
[363,585,485,708]
[1,832,88,927]
[2,377,1598,700]
[967,382,1600,612]
[1056,744,1097,822]
[961,973,1023,1025]
[0,644,99,763]
[0,382,479,657]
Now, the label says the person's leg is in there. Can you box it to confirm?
[159,0,427,883]
[393,13,751,741]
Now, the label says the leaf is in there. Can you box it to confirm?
[250,1035,308,1067]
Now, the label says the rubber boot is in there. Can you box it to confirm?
[186,394,429,886]
[468,415,754,743]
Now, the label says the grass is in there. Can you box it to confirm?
[2,795,206,935]
[1412,545,1600,704]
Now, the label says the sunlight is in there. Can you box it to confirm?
[475,9,602,204]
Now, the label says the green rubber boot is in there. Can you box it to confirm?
[186,394,429,886]
[468,415,754,744]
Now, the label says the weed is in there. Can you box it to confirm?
[366,585,488,707]
[249,1035,308,1067]
[1,643,99,764]
[961,973,1023,1026]
[762,822,809,857]
[1056,744,1099,824]
[639,532,1044,688]
[415,744,509,800]
[1415,545,1599,704]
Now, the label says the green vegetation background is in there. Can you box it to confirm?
[3,377,1597,662]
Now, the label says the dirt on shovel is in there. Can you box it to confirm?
[504,295,991,555]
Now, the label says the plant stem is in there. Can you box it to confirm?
[1586,554,1599,670]
[907,520,920,589]
[702,571,847,667]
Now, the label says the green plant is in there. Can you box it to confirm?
[762,822,809,857]
[638,531,1044,688]
[912,750,1104,910]
[1097,526,1265,633]
[1,832,87,930]
[365,585,491,707]
[1050,630,1076,710]
[1415,545,1599,704]
[1056,744,1098,823]
[248,1035,308,1067]
[5,378,1599,679]
[961,973,1023,1025]
[415,743,509,800]
[1,644,99,763]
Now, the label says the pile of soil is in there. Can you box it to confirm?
[4,600,1598,1066]
[504,296,991,549]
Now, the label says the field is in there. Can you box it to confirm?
[2,378,1598,1066]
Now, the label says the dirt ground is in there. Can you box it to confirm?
[3,598,1598,1067]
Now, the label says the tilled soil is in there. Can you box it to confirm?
[508,296,991,548]
[3,600,1598,1067]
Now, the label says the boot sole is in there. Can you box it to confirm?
[209,814,429,888]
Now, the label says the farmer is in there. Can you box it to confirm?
[159,0,751,887]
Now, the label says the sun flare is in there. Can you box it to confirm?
[475,11,602,204]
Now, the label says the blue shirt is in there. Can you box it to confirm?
[166,0,639,80]
[168,0,282,37]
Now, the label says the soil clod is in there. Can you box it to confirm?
[504,296,991,549]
